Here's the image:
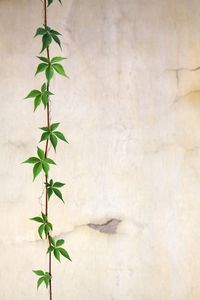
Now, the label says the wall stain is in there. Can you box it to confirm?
[87,218,122,234]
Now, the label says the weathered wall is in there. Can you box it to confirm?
[0,0,200,299]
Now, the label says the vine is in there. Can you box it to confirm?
[23,1,71,299]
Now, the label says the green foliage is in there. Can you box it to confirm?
[33,270,51,289]
[23,147,56,180]
[25,83,53,111]
[46,179,65,202]
[40,122,68,151]
[47,237,71,262]
[30,212,53,239]
[35,56,68,82]
[35,25,62,52]
[48,0,62,6]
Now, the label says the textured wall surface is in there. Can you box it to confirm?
[0,0,200,299]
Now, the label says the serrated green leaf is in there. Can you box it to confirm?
[41,34,52,53]
[58,247,71,261]
[54,131,68,143]
[50,30,61,36]
[25,90,41,99]
[37,277,44,289]
[42,161,49,175]
[44,275,49,288]
[34,95,42,111]
[41,94,48,108]
[40,132,50,142]
[40,126,49,132]
[33,162,43,180]
[46,65,54,81]
[41,83,46,92]
[56,239,64,247]
[49,236,56,246]
[51,57,66,63]
[51,34,62,49]
[30,216,43,223]
[52,63,67,77]
[34,27,46,37]
[50,134,57,151]
[52,187,64,202]
[50,123,60,131]
[38,224,45,239]
[37,56,49,63]
[45,158,56,165]
[37,147,45,160]
[23,157,40,164]
[53,182,65,188]
[54,248,60,262]
[33,270,44,276]
[35,63,48,76]
[47,187,53,199]
[47,246,54,254]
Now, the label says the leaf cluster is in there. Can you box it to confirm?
[23,147,56,180]
[40,122,68,151]
[35,25,61,52]
[33,270,51,289]
[25,83,53,111]
[35,56,68,82]
[30,212,53,239]
[47,237,71,262]
[46,179,65,202]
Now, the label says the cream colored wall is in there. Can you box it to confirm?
[0,0,200,299]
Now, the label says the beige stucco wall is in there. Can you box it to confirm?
[1,0,200,299]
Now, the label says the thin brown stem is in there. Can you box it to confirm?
[44,0,52,300]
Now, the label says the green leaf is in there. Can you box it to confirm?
[50,29,61,36]
[42,161,49,175]
[37,57,49,63]
[33,270,44,276]
[41,94,48,108]
[38,224,45,239]
[23,157,40,164]
[34,27,46,37]
[58,247,71,261]
[54,131,68,143]
[40,132,50,142]
[54,248,60,262]
[45,158,56,165]
[44,224,51,236]
[41,34,52,52]
[47,0,53,6]
[40,126,49,132]
[46,65,54,81]
[35,63,48,76]
[37,277,44,289]
[51,57,66,63]
[25,90,41,99]
[53,182,65,188]
[52,188,64,202]
[41,83,46,92]
[34,95,42,111]
[30,216,43,223]
[47,188,53,199]
[50,134,57,151]
[56,239,64,247]
[33,162,42,180]
[50,123,60,131]
[44,275,50,288]
[47,246,54,254]
[52,64,67,77]
[51,34,62,49]
[37,147,45,160]
[41,212,47,222]
[49,236,56,246]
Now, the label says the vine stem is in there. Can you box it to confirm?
[43,0,52,299]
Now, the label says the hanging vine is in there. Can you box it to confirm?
[23,1,71,299]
